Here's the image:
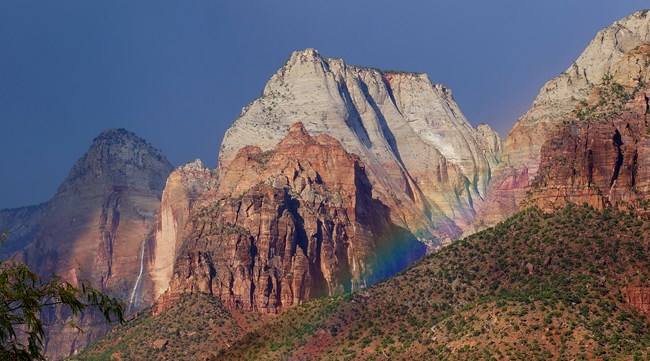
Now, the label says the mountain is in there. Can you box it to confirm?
[77,204,650,360]
[147,50,499,316]
[155,122,425,314]
[504,10,650,175]
[0,129,174,359]
[219,49,501,247]
[476,10,650,228]
[72,10,650,360]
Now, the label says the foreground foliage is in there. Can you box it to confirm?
[0,232,124,360]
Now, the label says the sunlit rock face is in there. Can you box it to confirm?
[503,10,650,176]
[149,159,219,301]
[475,10,650,228]
[0,129,173,359]
[218,49,500,247]
[159,123,425,314]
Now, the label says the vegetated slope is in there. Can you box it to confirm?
[70,293,266,361]
[223,204,650,360]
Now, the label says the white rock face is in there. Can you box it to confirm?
[219,49,500,243]
[150,159,219,299]
[472,10,650,233]
[504,10,650,176]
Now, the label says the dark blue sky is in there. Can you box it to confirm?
[0,1,647,209]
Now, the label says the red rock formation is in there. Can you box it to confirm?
[529,110,650,211]
[621,287,650,315]
[148,160,219,302]
[162,122,425,313]
[478,31,650,227]
[219,49,501,248]
[474,13,650,231]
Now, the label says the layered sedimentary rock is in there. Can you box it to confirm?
[149,159,219,300]
[162,123,424,313]
[503,10,650,175]
[621,287,650,315]
[1,129,173,359]
[523,27,650,211]
[478,10,650,226]
[529,87,650,210]
[219,49,500,246]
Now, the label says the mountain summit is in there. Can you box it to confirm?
[219,48,501,247]
[504,10,650,174]
[477,9,650,228]
[0,128,173,359]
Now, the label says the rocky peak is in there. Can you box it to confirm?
[2,129,174,359]
[178,158,204,171]
[219,48,500,245]
[478,10,650,231]
[60,128,173,194]
[163,122,425,313]
[503,10,650,174]
[87,128,168,167]
[276,121,314,147]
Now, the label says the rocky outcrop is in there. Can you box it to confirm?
[163,123,425,313]
[476,123,502,165]
[528,92,650,210]
[219,49,500,246]
[621,287,650,315]
[523,36,650,211]
[503,10,650,176]
[1,129,173,359]
[149,159,219,300]
[479,10,650,226]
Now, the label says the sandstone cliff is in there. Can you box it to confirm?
[1,129,173,359]
[478,10,650,227]
[148,159,219,301]
[160,123,425,313]
[503,10,650,175]
[528,83,650,210]
[219,49,500,246]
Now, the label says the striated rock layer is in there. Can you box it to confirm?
[219,49,501,247]
[621,287,650,315]
[148,159,219,301]
[503,10,650,175]
[477,10,650,227]
[159,123,425,313]
[1,129,173,359]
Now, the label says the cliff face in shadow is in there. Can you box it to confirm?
[1,129,173,359]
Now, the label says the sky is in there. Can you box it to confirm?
[0,0,648,209]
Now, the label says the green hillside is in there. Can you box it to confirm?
[225,204,650,360]
[76,204,650,360]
